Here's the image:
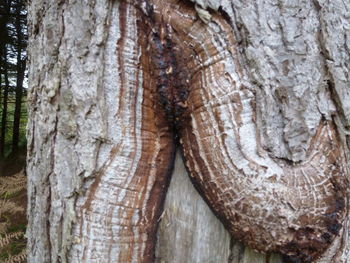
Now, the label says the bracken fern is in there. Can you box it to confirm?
[0,232,24,249]
[2,248,26,263]
[0,170,27,262]
[0,171,26,198]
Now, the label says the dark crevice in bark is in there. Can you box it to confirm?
[143,144,176,262]
[327,78,349,128]
[47,92,60,262]
[46,183,52,263]
[137,1,190,137]
[227,236,245,263]
[217,5,251,70]
[227,236,236,263]
[313,0,349,132]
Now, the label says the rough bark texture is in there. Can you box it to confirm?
[27,0,350,262]
[27,1,175,262]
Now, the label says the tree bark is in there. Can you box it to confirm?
[27,0,350,262]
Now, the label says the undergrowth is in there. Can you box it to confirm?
[0,170,27,262]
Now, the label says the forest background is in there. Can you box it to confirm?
[0,0,27,175]
[0,0,28,262]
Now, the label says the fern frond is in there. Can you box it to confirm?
[0,171,26,198]
[0,231,24,248]
[2,248,27,263]
[0,200,24,217]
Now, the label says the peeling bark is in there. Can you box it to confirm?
[27,0,350,262]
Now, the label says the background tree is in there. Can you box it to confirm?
[27,0,350,262]
[0,0,12,158]
[0,46,10,158]
[0,0,27,161]
[11,0,27,154]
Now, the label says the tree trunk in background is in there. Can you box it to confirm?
[0,0,10,60]
[11,0,25,153]
[0,48,9,158]
[27,0,350,262]
[0,73,2,114]
[0,0,10,158]
[11,61,25,153]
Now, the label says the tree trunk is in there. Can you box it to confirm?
[0,0,11,60]
[0,47,10,158]
[0,72,2,110]
[11,0,26,153]
[11,60,25,153]
[27,0,350,263]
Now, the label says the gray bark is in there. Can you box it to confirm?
[156,151,283,263]
[27,0,350,262]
